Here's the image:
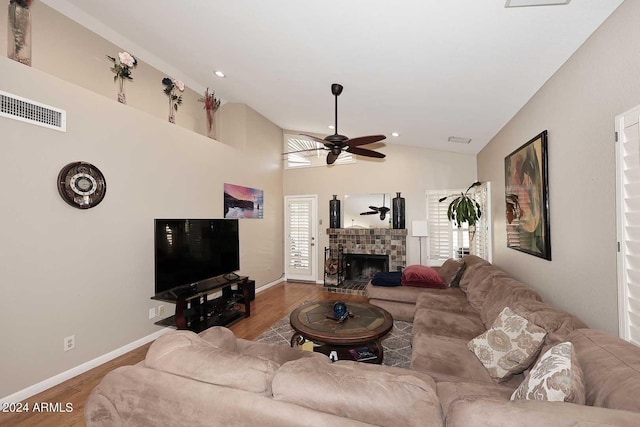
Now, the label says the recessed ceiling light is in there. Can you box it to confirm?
[505,0,570,7]
[328,125,335,130]
[448,136,472,144]
[214,70,226,78]
[391,132,400,137]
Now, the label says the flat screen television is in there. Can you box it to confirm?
[154,219,240,296]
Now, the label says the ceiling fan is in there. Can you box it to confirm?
[287,83,386,165]
[360,194,390,220]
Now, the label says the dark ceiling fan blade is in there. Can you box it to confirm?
[346,135,386,147]
[327,152,339,165]
[368,206,379,211]
[360,211,378,215]
[300,134,328,145]
[347,146,386,158]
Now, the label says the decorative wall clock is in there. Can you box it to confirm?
[57,162,107,209]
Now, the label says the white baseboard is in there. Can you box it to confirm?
[256,275,285,294]
[0,327,172,405]
[2,276,286,405]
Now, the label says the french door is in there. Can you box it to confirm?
[284,195,318,282]
[616,106,640,344]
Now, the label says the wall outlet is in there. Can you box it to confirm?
[157,305,165,317]
[64,335,75,352]
[149,307,156,319]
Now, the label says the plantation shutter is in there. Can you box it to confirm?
[616,108,640,345]
[426,183,491,266]
[426,190,454,265]
[287,198,312,274]
[472,182,491,262]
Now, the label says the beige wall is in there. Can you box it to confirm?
[477,0,639,334]
[1,1,209,137]
[283,142,477,280]
[0,54,283,398]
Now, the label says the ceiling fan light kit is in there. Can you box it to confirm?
[288,83,387,165]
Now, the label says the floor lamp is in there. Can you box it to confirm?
[412,220,429,265]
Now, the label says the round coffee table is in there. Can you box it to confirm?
[289,301,394,364]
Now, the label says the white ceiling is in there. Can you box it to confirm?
[42,0,623,154]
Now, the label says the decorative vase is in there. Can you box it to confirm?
[206,109,216,139]
[329,195,341,228]
[168,112,175,124]
[117,78,126,104]
[7,3,32,66]
[392,192,405,229]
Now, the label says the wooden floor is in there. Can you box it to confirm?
[0,282,366,427]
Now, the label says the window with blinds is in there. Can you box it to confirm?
[616,108,640,345]
[426,183,491,265]
[284,134,354,168]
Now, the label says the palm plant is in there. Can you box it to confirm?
[439,181,482,257]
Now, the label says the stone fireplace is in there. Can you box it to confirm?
[325,228,407,293]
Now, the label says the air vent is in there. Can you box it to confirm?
[448,136,472,144]
[0,90,66,132]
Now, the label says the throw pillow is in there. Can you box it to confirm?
[448,262,466,287]
[468,307,547,382]
[437,259,462,283]
[371,271,403,287]
[401,265,446,288]
[511,342,585,404]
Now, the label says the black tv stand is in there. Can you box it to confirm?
[151,276,251,333]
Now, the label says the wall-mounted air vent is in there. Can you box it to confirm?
[0,90,66,132]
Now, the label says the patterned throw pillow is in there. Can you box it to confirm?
[511,342,585,404]
[468,307,547,382]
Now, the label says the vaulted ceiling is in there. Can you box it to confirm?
[43,0,623,154]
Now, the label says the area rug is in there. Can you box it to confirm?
[256,315,413,368]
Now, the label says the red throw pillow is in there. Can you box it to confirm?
[401,265,447,289]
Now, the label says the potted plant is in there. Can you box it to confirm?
[439,181,482,258]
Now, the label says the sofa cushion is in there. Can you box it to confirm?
[414,307,485,341]
[511,342,585,404]
[446,399,640,427]
[511,299,588,340]
[401,265,447,288]
[457,255,492,291]
[569,328,640,412]
[463,265,513,312]
[236,338,328,366]
[468,307,546,382]
[145,330,279,396]
[272,357,443,427]
[415,288,477,316]
[437,259,466,287]
[369,299,417,322]
[366,282,463,305]
[199,326,239,352]
[479,278,542,328]
[437,381,515,416]
[410,332,523,388]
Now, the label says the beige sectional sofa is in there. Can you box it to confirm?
[368,255,640,425]
[86,255,640,426]
[85,327,443,427]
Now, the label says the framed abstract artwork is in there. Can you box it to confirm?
[504,130,551,260]
[224,183,264,219]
